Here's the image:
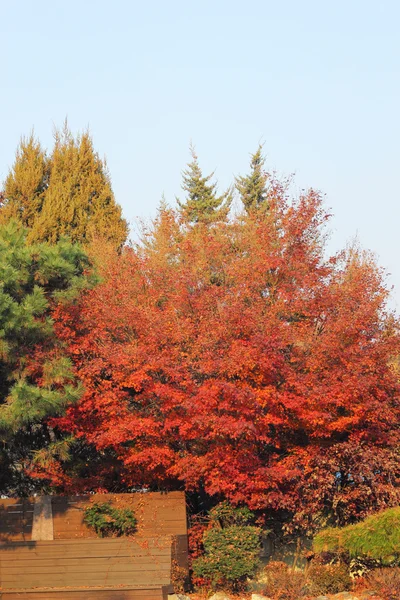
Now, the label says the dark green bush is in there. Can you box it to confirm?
[208,500,255,527]
[192,524,261,591]
[84,501,137,537]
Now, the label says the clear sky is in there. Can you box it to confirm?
[2,1,400,304]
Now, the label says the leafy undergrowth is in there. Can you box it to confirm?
[355,567,400,600]
[260,560,352,599]
[261,561,309,599]
[189,563,400,599]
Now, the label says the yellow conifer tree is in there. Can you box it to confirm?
[29,126,128,248]
[1,134,49,227]
[1,125,128,249]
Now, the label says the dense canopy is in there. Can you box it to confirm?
[40,182,400,532]
[1,132,400,535]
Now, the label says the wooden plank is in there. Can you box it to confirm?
[0,536,172,548]
[1,588,165,599]
[1,585,164,591]
[0,541,172,554]
[0,540,172,554]
[1,574,171,588]
[1,574,171,586]
[3,556,171,569]
[0,548,171,560]
[4,562,172,575]
[0,545,171,558]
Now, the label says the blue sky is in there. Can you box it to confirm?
[2,1,400,303]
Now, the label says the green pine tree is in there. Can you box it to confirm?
[0,219,94,495]
[1,134,49,227]
[30,125,128,248]
[177,146,232,224]
[236,145,269,214]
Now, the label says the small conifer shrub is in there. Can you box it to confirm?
[192,502,261,591]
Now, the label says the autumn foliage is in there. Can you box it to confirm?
[32,176,400,533]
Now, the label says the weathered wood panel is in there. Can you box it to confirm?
[52,492,187,540]
[0,492,187,542]
[0,499,34,541]
[1,589,166,600]
[0,492,188,598]
[0,538,172,592]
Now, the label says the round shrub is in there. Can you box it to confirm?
[209,500,255,527]
[192,524,261,591]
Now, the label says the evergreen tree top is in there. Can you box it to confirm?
[2,133,49,228]
[177,146,232,224]
[236,144,269,214]
[1,125,128,250]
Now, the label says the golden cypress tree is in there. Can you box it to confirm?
[1,134,49,227]
[29,126,128,248]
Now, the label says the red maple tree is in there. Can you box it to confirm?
[41,183,400,532]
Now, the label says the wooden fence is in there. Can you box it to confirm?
[0,492,188,599]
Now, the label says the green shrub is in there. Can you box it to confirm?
[308,561,352,595]
[84,501,137,537]
[262,561,308,600]
[314,507,400,564]
[192,524,261,591]
[209,500,255,527]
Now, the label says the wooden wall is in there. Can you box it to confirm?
[1,591,165,600]
[0,498,34,542]
[0,492,188,599]
[0,492,187,542]
[0,538,172,598]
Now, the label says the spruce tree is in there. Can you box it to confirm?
[177,146,232,224]
[0,220,94,494]
[1,134,49,227]
[236,145,269,214]
[30,126,128,248]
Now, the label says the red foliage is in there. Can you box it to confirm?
[40,186,400,531]
[356,568,400,600]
